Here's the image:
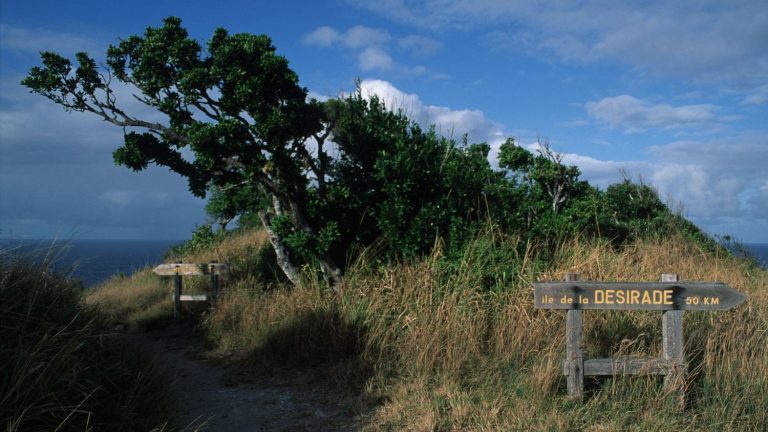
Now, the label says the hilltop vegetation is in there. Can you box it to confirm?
[87,225,768,431]
[19,16,768,431]
[23,16,713,288]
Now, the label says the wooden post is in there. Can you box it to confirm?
[661,273,686,407]
[174,262,182,319]
[565,272,584,400]
[210,260,219,300]
[536,273,744,402]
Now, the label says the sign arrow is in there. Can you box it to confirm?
[153,262,228,276]
[534,281,746,311]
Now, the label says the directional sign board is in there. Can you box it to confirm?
[534,281,746,311]
[153,262,228,276]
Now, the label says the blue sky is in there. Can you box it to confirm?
[1,0,766,241]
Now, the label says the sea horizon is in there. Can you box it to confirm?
[2,238,767,287]
[1,238,183,287]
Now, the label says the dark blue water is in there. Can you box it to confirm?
[1,239,765,287]
[0,239,181,286]
[740,243,768,269]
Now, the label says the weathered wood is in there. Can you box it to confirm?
[543,272,742,403]
[661,273,686,407]
[173,294,209,302]
[153,262,228,276]
[156,262,227,318]
[534,280,745,311]
[210,260,219,300]
[564,357,673,376]
[564,273,584,400]
[173,273,182,319]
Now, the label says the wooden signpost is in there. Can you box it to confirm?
[153,261,228,318]
[534,273,746,404]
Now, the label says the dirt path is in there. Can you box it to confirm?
[135,322,360,432]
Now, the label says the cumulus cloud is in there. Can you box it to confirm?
[342,25,391,48]
[358,47,394,71]
[99,190,140,206]
[398,34,442,56]
[648,136,768,224]
[556,134,768,239]
[358,79,506,146]
[303,25,390,48]
[0,64,205,239]
[743,85,768,105]
[348,0,768,90]
[302,26,340,47]
[0,24,102,55]
[303,25,440,76]
[353,80,768,239]
[585,95,721,133]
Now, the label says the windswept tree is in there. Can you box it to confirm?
[23,17,341,284]
[27,17,654,285]
[205,182,268,231]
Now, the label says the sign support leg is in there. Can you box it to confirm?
[661,273,686,408]
[565,272,584,399]
[210,260,219,300]
[174,273,182,319]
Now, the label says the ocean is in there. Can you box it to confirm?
[0,239,182,287]
[740,243,768,268]
[1,239,766,288]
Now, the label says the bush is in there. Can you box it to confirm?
[166,224,227,258]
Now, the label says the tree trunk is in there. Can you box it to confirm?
[258,210,300,285]
[286,200,344,288]
[260,194,344,288]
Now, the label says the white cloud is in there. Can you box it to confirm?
[342,25,391,48]
[0,24,102,55]
[303,25,390,49]
[743,85,768,105]
[561,153,652,190]
[358,47,394,71]
[398,35,442,56]
[303,25,440,78]
[0,75,169,163]
[354,80,763,226]
[358,79,506,148]
[349,1,768,90]
[302,26,340,47]
[557,134,768,237]
[355,81,768,239]
[585,95,721,133]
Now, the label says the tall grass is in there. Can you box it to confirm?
[197,228,767,431]
[85,228,273,329]
[0,252,176,431]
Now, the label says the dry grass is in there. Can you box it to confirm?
[91,227,767,431]
[86,228,272,329]
[1,254,177,431]
[200,231,767,431]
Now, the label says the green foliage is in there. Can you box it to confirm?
[205,182,270,230]
[167,224,226,257]
[23,16,322,199]
[305,93,526,263]
[24,16,718,279]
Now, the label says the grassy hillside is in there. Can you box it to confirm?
[87,227,768,431]
[0,253,176,432]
